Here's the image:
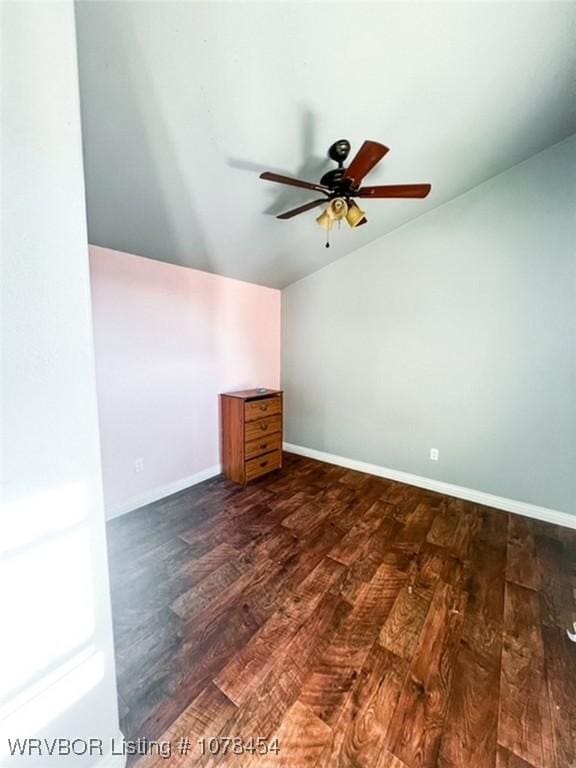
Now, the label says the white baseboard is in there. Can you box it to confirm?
[284,443,576,530]
[94,732,127,768]
[106,465,222,520]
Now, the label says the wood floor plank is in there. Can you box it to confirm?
[116,617,183,703]
[203,595,348,768]
[134,684,237,768]
[173,522,310,628]
[462,525,508,638]
[496,745,538,768]
[281,499,332,534]
[107,455,575,768]
[344,516,403,584]
[542,625,576,768]
[381,480,423,511]
[414,542,463,587]
[133,602,262,742]
[394,502,438,553]
[328,500,392,566]
[375,753,411,768]
[246,524,302,565]
[299,564,406,726]
[476,505,509,547]
[506,515,542,592]
[176,542,241,587]
[241,701,332,768]
[245,517,345,620]
[214,557,346,705]
[170,556,253,620]
[388,580,467,768]
[336,516,403,603]
[437,524,507,768]
[427,499,478,564]
[425,500,462,551]
[314,480,356,508]
[329,644,409,768]
[536,533,574,629]
[498,582,550,768]
[177,489,274,556]
[379,580,436,661]
[329,485,396,534]
[437,639,500,768]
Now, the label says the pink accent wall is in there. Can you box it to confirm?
[89,246,281,518]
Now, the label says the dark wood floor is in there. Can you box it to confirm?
[106,453,576,768]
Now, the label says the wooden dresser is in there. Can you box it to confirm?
[220,389,283,484]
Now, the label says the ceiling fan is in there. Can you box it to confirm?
[260,139,431,246]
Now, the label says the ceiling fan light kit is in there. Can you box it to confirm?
[327,198,348,221]
[346,200,367,228]
[315,209,333,231]
[315,198,367,247]
[260,139,431,247]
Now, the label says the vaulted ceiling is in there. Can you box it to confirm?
[75,1,576,288]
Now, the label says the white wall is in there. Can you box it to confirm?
[89,246,281,518]
[283,136,576,517]
[1,3,123,766]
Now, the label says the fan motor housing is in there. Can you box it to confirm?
[321,168,357,198]
[328,139,351,165]
[320,168,345,188]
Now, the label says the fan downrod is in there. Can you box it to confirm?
[321,140,352,191]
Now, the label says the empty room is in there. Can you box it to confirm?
[2,1,575,767]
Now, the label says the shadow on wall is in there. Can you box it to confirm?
[227,105,332,216]
[75,2,214,272]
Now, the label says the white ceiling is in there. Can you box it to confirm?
[75,1,576,288]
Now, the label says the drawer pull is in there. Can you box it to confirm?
[259,404,268,411]
[259,423,268,431]
[244,449,281,480]
[260,442,267,449]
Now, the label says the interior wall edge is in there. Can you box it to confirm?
[105,464,222,520]
[284,443,576,530]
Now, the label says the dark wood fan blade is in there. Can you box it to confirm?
[343,141,389,186]
[276,199,326,219]
[260,171,329,194]
[356,184,431,198]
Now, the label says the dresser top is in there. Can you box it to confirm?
[221,388,283,401]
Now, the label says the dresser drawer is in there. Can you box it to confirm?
[244,414,281,442]
[245,432,282,461]
[244,396,282,422]
[245,450,282,481]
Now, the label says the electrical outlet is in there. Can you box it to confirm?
[430,448,439,461]
[134,458,144,473]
